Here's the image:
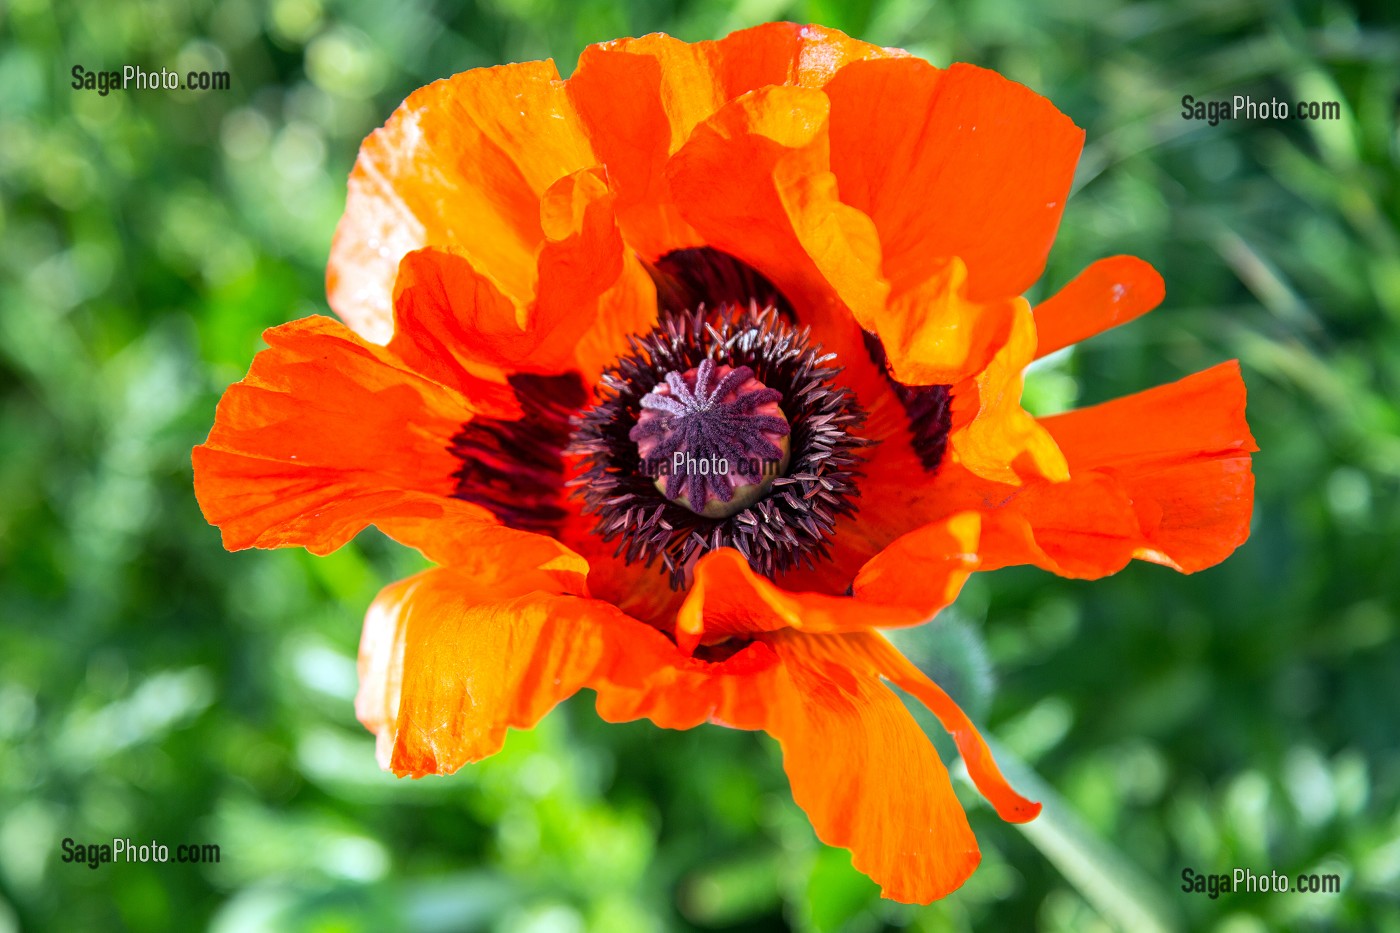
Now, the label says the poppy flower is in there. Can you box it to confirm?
[193,23,1256,902]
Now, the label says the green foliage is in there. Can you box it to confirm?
[1,0,1396,930]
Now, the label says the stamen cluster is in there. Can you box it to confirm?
[569,305,869,588]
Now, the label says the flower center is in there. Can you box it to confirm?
[568,304,868,589]
[629,360,792,518]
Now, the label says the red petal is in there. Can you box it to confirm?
[827,59,1083,300]
[357,563,650,776]
[328,61,595,342]
[1033,256,1165,359]
[1039,361,1257,572]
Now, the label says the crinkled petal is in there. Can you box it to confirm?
[826,58,1083,300]
[674,549,930,653]
[192,313,586,567]
[536,168,660,379]
[357,563,656,776]
[673,512,980,650]
[1038,361,1257,572]
[594,627,990,903]
[709,22,904,92]
[566,34,713,260]
[1033,256,1165,359]
[195,316,510,557]
[590,640,781,735]
[667,85,886,321]
[932,361,1255,577]
[762,631,981,902]
[328,61,596,342]
[567,23,901,259]
[390,170,656,383]
[947,303,1069,484]
[973,471,1144,577]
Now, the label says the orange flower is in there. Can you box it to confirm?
[193,23,1256,902]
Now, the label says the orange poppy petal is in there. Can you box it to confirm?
[1033,255,1166,359]
[763,631,981,902]
[1041,361,1255,470]
[826,58,1084,300]
[865,257,1020,386]
[387,248,527,383]
[851,632,1041,823]
[850,512,982,616]
[672,512,982,651]
[947,303,1069,485]
[674,549,932,653]
[1039,361,1257,572]
[710,22,903,94]
[667,84,887,324]
[328,61,596,343]
[590,638,781,733]
[536,168,660,380]
[192,314,552,565]
[566,34,713,260]
[567,24,900,260]
[389,172,656,384]
[972,471,1143,577]
[195,316,479,551]
[357,563,653,776]
[595,626,1034,901]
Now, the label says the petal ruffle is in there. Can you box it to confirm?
[826,58,1084,301]
[1037,360,1257,572]
[950,361,1255,576]
[673,512,982,651]
[971,470,1145,577]
[674,549,928,653]
[850,512,982,616]
[761,631,982,903]
[357,562,658,776]
[195,316,492,555]
[592,628,993,903]
[667,85,887,326]
[389,170,657,384]
[947,304,1070,485]
[567,23,900,260]
[193,314,576,566]
[536,169,660,380]
[1033,255,1165,359]
[328,61,597,343]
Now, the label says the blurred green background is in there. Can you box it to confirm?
[2,0,1397,930]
